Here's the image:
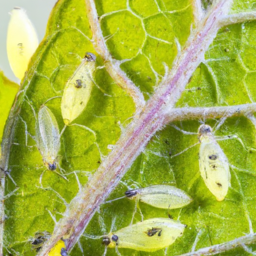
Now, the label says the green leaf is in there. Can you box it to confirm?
[3,0,256,256]
[0,71,19,144]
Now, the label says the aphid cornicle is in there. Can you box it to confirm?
[7,7,39,80]
[61,53,96,125]
[198,124,231,201]
[36,106,60,171]
[125,185,192,209]
[102,218,186,252]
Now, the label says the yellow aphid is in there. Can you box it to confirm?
[7,7,39,80]
[36,106,60,171]
[125,185,192,209]
[61,53,96,125]
[198,124,230,201]
[102,218,185,252]
[48,239,67,256]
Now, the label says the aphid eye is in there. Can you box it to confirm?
[84,52,96,61]
[209,154,217,160]
[48,163,57,171]
[61,248,68,256]
[102,236,111,246]
[75,79,83,88]
[198,124,212,135]
[125,189,138,198]
[111,234,119,242]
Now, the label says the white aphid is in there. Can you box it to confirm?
[36,106,60,171]
[61,53,96,125]
[102,218,186,252]
[7,7,39,80]
[125,185,192,209]
[198,124,230,201]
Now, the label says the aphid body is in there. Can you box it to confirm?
[36,106,60,171]
[102,218,185,252]
[48,239,67,256]
[125,185,192,209]
[61,53,96,125]
[198,124,230,201]
[7,7,39,80]
[31,231,51,252]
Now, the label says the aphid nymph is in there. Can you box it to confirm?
[36,105,60,171]
[125,185,192,209]
[7,7,39,80]
[198,124,230,201]
[102,218,186,252]
[61,52,96,125]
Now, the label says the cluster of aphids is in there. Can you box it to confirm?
[8,7,231,255]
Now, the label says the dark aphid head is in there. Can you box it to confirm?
[198,124,212,136]
[111,234,118,242]
[125,189,138,198]
[48,162,57,171]
[85,52,96,62]
[102,236,111,246]
[61,248,68,256]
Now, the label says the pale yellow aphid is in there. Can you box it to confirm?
[61,53,96,125]
[48,239,68,256]
[7,7,39,80]
[125,185,192,209]
[102,218,186,252]
[198,124,231,201]
[36,106,60,171]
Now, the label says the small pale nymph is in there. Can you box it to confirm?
[198,124,230,201]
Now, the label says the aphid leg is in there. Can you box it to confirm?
[90,75,111,96]
[115,246,122,256]
[137,202,144,222]
[104,195,126,204]
[73,171,82,192]
[215,134,248,151]
[102,245,108,256]
[110,216,117,233]
[47,209,57,224]
[77,239,85,255]
[212,116,227,133]
[130,199,139,225]
[39,169,46,187]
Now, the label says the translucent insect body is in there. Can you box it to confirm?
[36,106,60,171]
[102,218,185,252]
[198,124,230,201]
[7,7,39,80]
[61,53,96,125]
[125,185,192,209]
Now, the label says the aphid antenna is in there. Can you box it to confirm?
[39,169,46,187]
[104,195,126,204]
[59,125,67,140]
[170,141,199,158]
[102,245,108,256]
[24,95,37,120]
[73,171,82,192]
[171,124,197,135]
[41,95,62,106]
[5,170,17,187]
[37,185,68,207]
[82,233,104,240]
[3,186,19,200]
[90,75,111,97]
[53,169,69,182]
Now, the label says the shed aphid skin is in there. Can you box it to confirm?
[125,185,192,209]
[36,105,60,171]
[7,7,39,80]
[198,124,231,201]
[61,52,96,125]
[102,218,186,252]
